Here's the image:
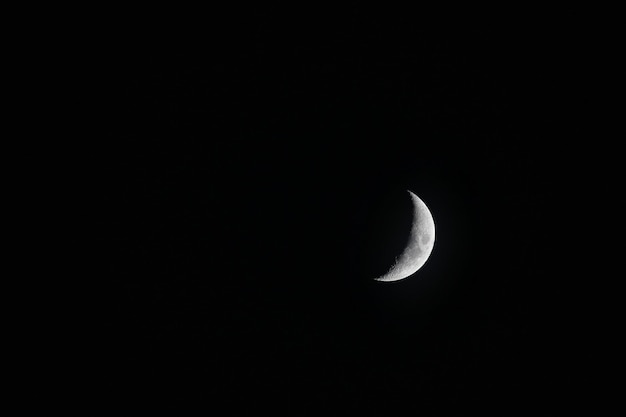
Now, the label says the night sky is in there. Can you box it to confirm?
[95,23,591,415]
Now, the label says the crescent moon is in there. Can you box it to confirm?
[374,191,435,282]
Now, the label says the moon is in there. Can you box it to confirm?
[374,191,435,282]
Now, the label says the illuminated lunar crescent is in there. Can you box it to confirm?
[374,191,435,282]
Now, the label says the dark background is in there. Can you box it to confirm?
[94,22,593,415]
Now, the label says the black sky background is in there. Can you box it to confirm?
[94,23,593,415]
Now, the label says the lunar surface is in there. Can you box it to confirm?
[374,191,435,282]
